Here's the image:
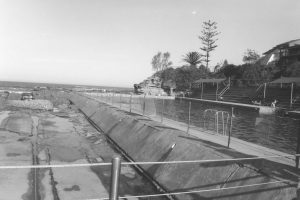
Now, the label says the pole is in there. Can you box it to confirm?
[119,94,122,109]
[263,83,266,101]
[143,94,146,116]
[296,123,300,169]
[201,82,203,99]
[297,177,300,200]
[216,112,219,134]
[291,83,294,108]
[161,98,165,123]
[129,94,132,113]
[228,107,234,148]
[222,112,225,135]
[109,156,121,200]
[216,82,219,101]
[187,101,191,134]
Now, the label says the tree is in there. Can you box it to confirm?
[214,59,228,72]
[182,52,202,67]
[241,63,263,84]
[151,52,162,71]
[160,67,176,83]
[285,61,300,77]
[151,52,172,71]
[199,20,220,70]
[161,52,172,70]
[222,64,237,78]
[243,49,260,64]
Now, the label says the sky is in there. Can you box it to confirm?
[0,0,299,87]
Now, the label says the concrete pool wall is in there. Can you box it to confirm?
[69,93,298,200]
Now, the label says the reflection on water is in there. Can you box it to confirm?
[155,99,300,154]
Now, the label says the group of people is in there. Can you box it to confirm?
[252,99,278,107]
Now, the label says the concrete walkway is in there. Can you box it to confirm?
[150,115,296,167]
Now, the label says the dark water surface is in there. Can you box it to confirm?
[155,98,300,155]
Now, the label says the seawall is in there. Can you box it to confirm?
[69,93,298,200]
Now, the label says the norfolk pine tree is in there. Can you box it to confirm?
[199,20,220,70]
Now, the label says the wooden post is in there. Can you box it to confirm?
[187,101,191,134]
[290,83,294,108]
[119,94,122,109]
[228,107,234,148]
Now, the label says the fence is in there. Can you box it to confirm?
[85,92,300,156]
[1,154,300,200]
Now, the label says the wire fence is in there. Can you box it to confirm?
[85,92,300,156]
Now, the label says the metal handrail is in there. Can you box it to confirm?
[255,83,264,92]
[218,84,230,97]
[2,154,297,200]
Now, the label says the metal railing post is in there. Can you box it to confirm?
[109,156,121,200]
[297,178,300,200]
[112,93,115,106]
[201,82,203,99]
[263,83,266,101]
[227,107,234,148]
[216,82,219,101]
[296,123,300,169]
[187,101,191,134]
[129,94,132,113]
[290,83,294,108]
[119,94,122,109]
[142,94,146,116]
[222,112,225,135]
[161,98,165,123]
[217,113,219,134]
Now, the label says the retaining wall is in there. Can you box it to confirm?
[69,93,297,200]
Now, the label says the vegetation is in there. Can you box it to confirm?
[145,20,299,93]
[243,49,260,64]
[284,61,300,77]
[151,52,173,72]
[182,52,202,67]
[199,20,220,70]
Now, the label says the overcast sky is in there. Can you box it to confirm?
[0,0,299,87]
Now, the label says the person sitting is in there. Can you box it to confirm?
[252,100,261,105]
[271,99,278,108]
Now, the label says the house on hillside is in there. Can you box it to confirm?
[264,39,300,66]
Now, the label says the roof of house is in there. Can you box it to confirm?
[270,77,300,84]
[263,39,300,55]
[194,78,226,83]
